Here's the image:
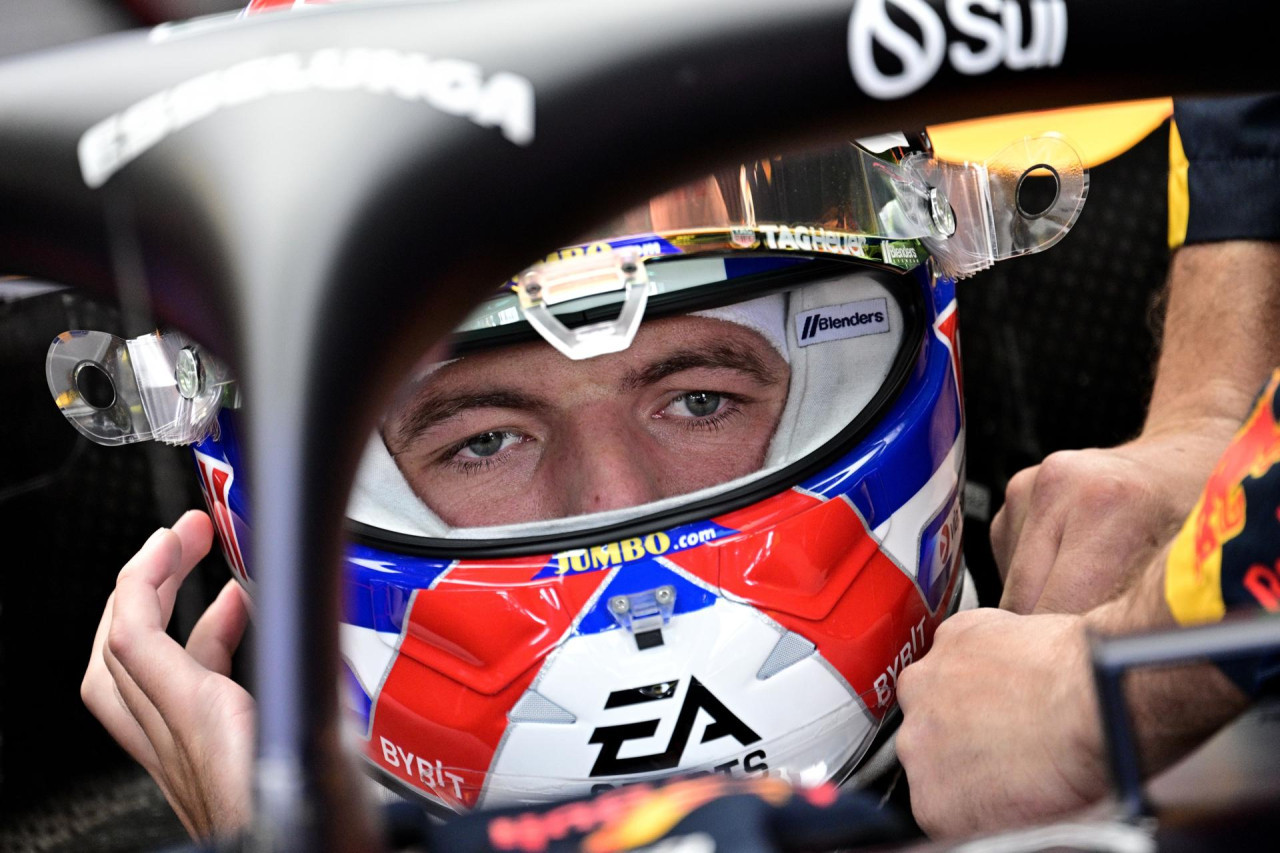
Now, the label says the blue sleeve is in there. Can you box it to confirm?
[1174,94,1280,244]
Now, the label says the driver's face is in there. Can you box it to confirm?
[383,314,790,527]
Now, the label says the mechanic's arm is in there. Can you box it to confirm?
[899,370,1280,837]
[896,570,1249,837]
[995,95,1280,615]
[996,242,1280,614]
[81,510,254,839]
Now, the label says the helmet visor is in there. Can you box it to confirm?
[352,255,916,540]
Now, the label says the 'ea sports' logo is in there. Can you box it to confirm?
[849,0,1068,100]
[588,677,766,777]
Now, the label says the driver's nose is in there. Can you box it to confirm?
[559,418,663,515]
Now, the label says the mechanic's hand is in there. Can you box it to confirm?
[895,608,1107,837]
[81,510,254,839]
[992,423,1236,614]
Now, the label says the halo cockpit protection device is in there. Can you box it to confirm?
[47,130,1086,814]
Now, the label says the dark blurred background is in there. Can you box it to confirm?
[0,2,1171,849]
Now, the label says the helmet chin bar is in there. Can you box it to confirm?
[2,0,1276,850]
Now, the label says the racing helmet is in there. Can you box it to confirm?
[47,121,1087,815]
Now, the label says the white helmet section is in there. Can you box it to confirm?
[691,292,789,364]
[477,594,878,808]
[764,274,901,467]
[346,265,903,538]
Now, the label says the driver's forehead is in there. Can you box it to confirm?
[422,313,784,395]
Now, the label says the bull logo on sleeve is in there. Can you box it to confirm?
[1168,372,1280,621]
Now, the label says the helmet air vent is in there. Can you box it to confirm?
[756,631,817,680]
[507,691,577,724]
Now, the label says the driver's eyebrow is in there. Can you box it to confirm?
[621,342,783,391]
[389,389,548,448]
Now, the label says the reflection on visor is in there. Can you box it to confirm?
[510,136,1086,286]
[591,142,934,244]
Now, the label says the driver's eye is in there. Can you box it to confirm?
[682,391,721,417]
[464,431,509,457]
